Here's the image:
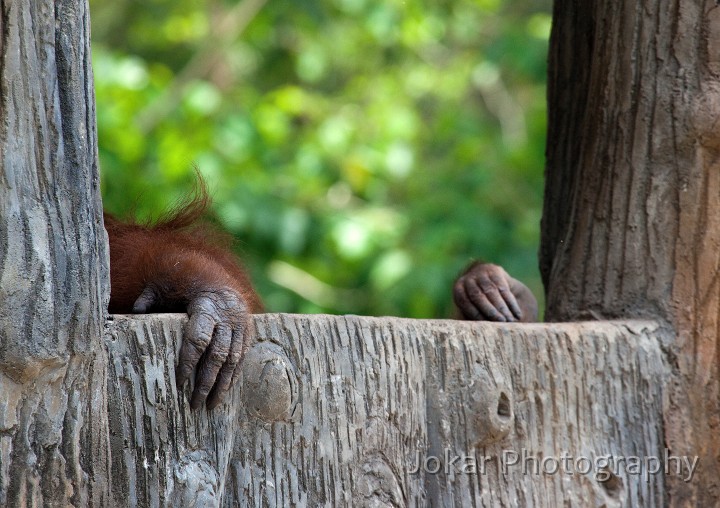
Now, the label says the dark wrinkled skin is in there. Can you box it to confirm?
[134,286,252,410]
[453,262,538,322]
[105,179,263,412]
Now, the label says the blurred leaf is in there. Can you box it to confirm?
[92,0,550,318]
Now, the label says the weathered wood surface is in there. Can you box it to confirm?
[542,0,720,502]
[107,313,667,507]
[0,0,110,506]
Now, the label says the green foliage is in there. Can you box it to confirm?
[91,0,550,318]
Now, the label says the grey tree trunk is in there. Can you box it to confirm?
[0,0,110,506]
[0,0,709,506]
[541,0,720,504]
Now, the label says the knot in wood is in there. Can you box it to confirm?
[242,342,298,422]
[171,450,220,506]
[354,455,405,507]
[467,365,514,446]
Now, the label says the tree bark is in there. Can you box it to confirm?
[106,313,666,507]
[0,0,110,505]
[542,0,720,504]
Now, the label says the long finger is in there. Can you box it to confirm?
[177,310,216,388]
[488,273,523,320]
[191,323,232,409]
[454,280,481,319]
[465,278,506,322]
[483,286,516,322]
[499,286,522,320]
[479,276,517,322]
[226,323,253,392]
[206,324,250,409]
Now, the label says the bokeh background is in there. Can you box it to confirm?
[91,0,550,318]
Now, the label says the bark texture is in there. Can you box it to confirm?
[0,0,110,505]
[542,0,720,503]
[106,313,666,507]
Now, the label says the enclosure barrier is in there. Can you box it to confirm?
[101,314,666,506]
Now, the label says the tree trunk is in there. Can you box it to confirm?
[542,0,720,504]
[0,0,110,505]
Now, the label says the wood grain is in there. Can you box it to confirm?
[105,314,666,507]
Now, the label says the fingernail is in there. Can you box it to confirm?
[207,393,222,410]
[190,393,204,410]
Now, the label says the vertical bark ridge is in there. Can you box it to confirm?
[542,0,720,502]
[0,0,110,504]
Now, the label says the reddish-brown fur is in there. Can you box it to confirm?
[104,184,262,315]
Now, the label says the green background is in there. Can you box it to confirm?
[91,0,550,318]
